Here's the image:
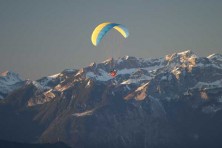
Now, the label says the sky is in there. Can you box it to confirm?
[0,0,222,80]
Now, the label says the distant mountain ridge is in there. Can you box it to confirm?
[0,50,222,148]
[0,71,25,99]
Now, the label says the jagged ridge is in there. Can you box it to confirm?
[1,50,222,148]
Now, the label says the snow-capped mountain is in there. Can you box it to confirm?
[1,50,222,148]
[0,71,24,99]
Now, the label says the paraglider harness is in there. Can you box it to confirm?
[109,69,117,77]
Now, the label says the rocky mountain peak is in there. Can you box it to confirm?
[207,53,222,60]
[164,50,199,70]
[0,70,24,99]
[0,70,22,82]
[207,53,222,67]
[165,50,197,63]
[1,50,222,147]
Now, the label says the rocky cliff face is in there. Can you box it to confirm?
[1,50,222,148]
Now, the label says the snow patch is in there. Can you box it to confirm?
[48,73,60,78]
[32,81,45,90]
[135,82,149,92]
[85,80,91,88]
[141,64,164,72]
[118,68,138,75]
[207,53,222,61]
[43,89,55,98]
[121,75,152,84]
[86,69,112,81]
[73,109,95,117]
[102,58,113,64]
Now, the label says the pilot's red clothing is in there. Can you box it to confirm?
[109,70,117,77]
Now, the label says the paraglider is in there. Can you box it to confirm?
[91,22,129,77]
[109,69,117,77]
[91,22,129,46]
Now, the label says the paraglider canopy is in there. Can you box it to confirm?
[91,22,129,46]
[91,22,128,77]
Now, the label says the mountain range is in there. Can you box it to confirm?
[0,50,222,148]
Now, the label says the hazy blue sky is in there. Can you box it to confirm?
[0,0,222,79]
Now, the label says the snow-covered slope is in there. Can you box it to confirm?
[71,50,201,84]
[21,50,222,112]
[0,71,24,99]
[2,50,222,106]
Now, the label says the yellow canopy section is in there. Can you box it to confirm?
[91,22,129,46]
